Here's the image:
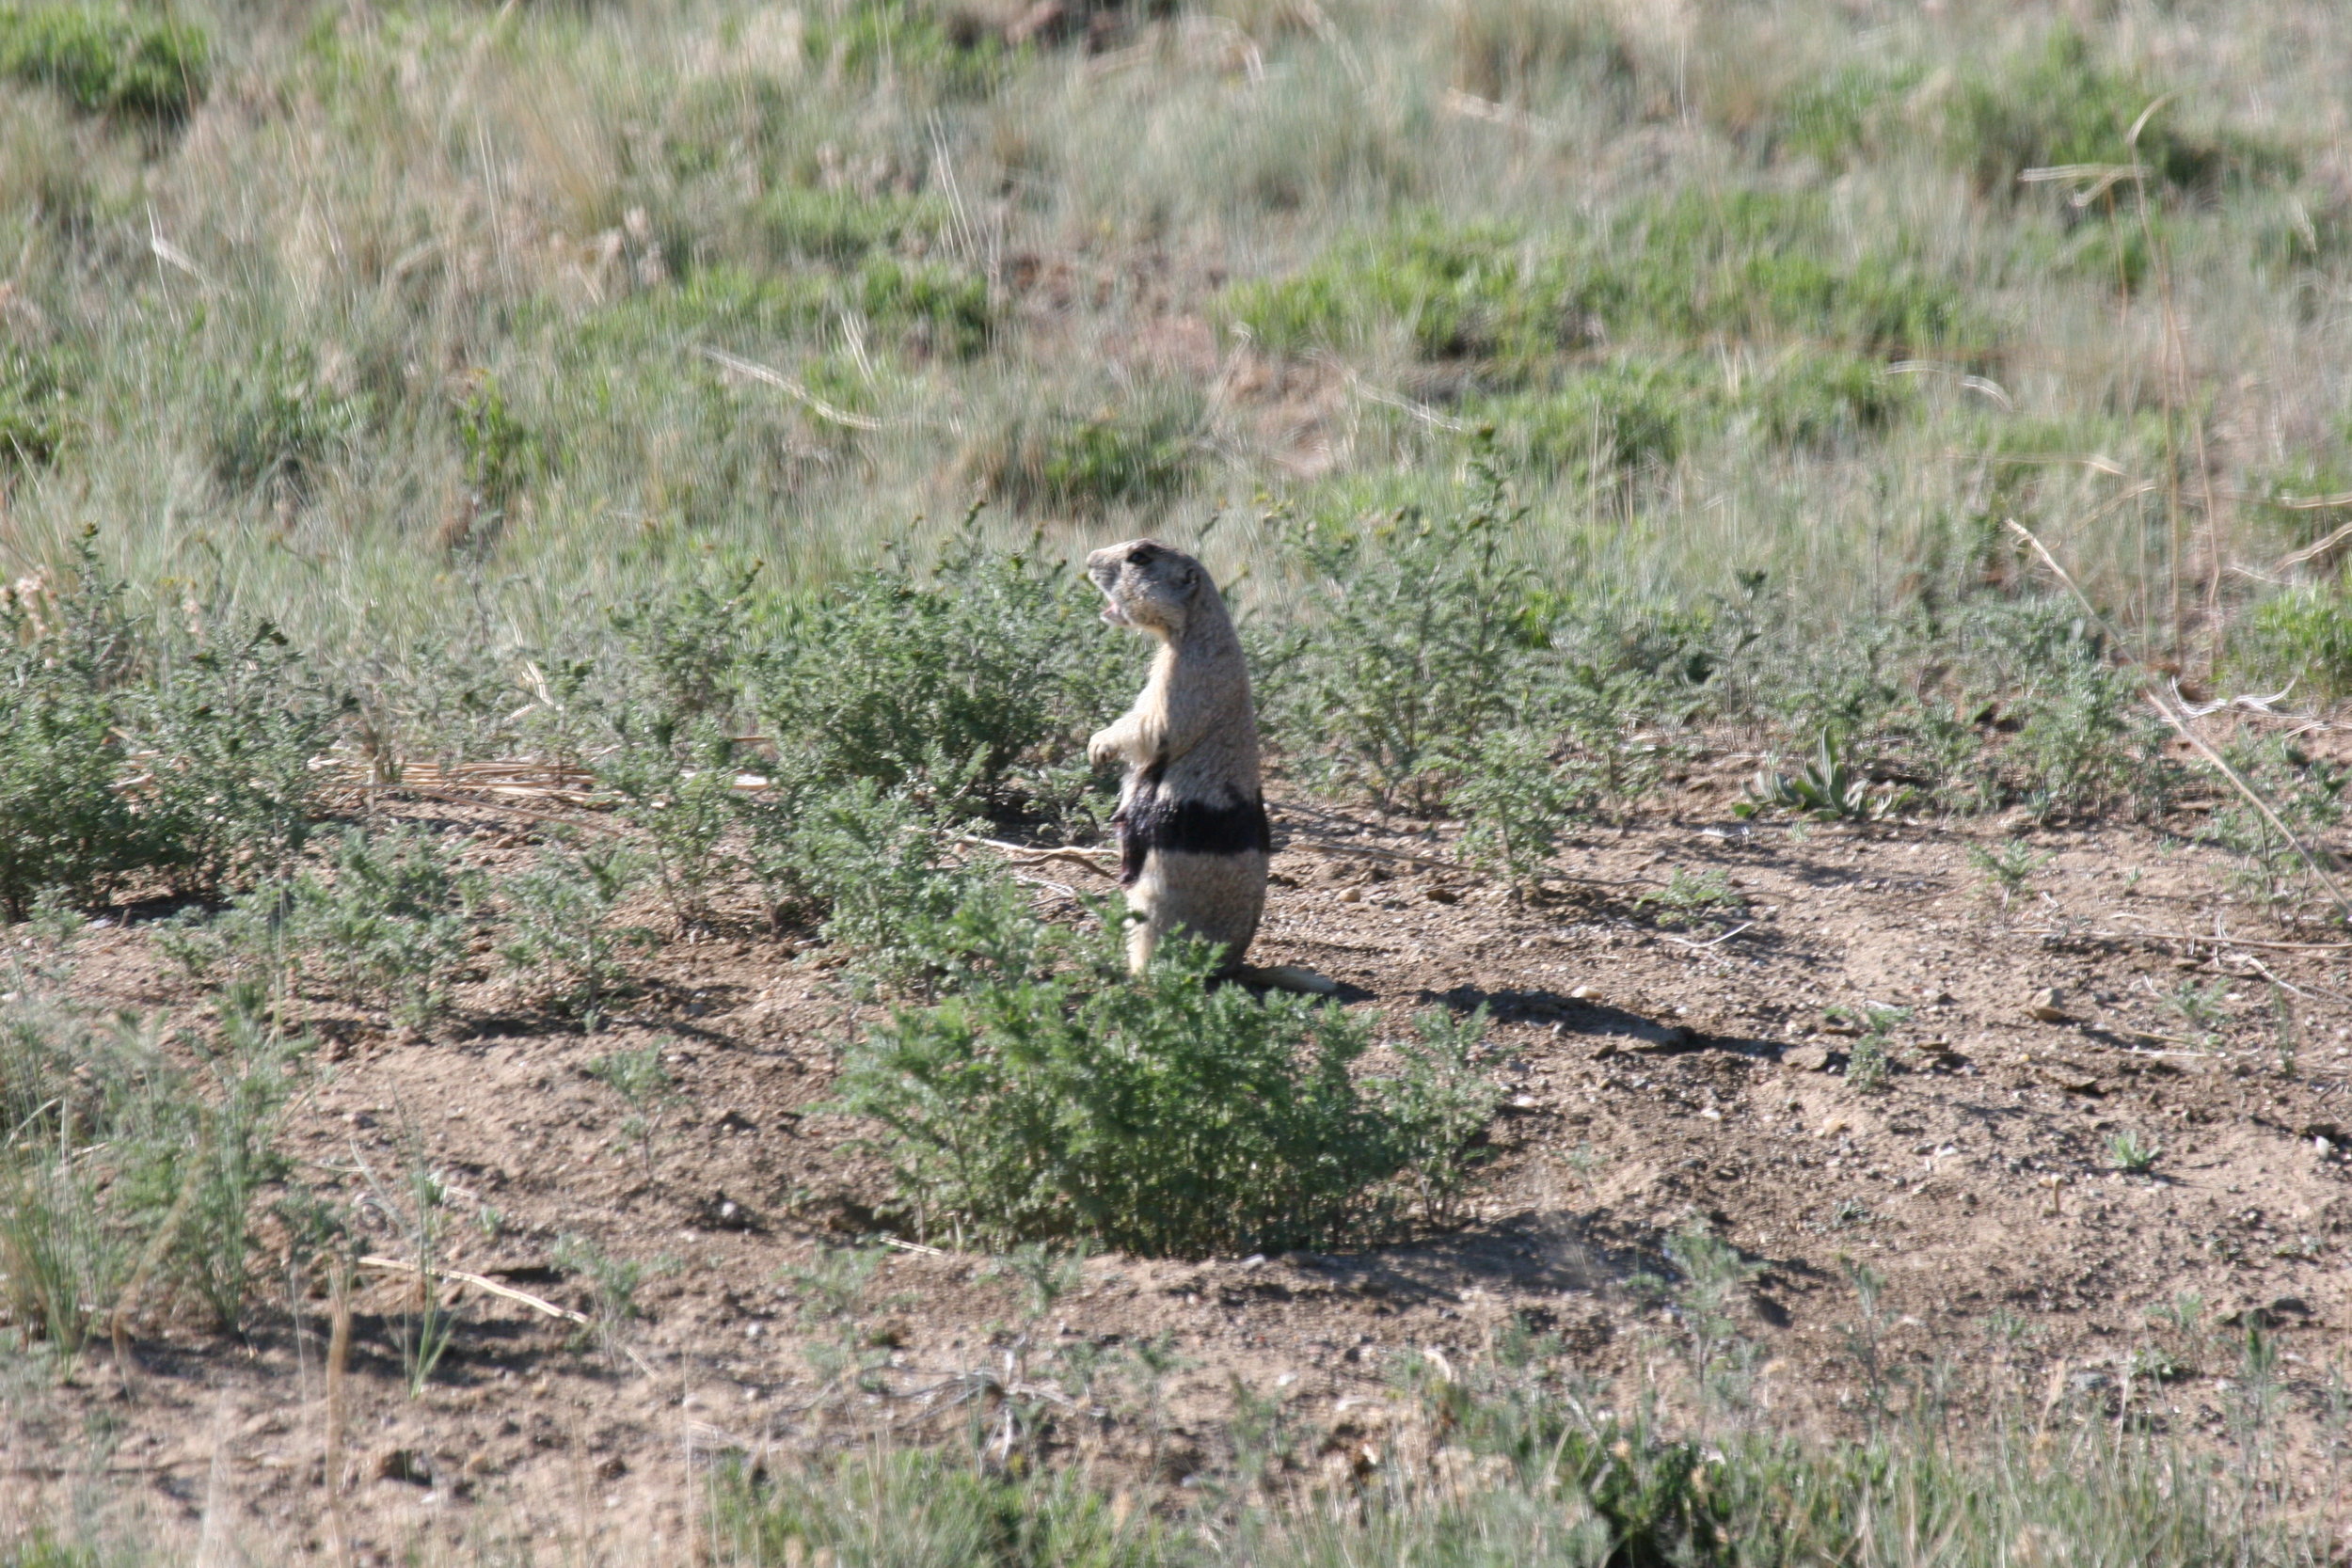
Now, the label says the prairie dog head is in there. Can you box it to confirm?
[1086,539,1210,638]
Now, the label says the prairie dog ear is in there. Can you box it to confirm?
[1173,557,1201,594]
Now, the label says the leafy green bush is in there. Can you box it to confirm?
[753,529,1123,810]
[802,0,1010,99]
[497,838,657,1029]
[289,828,482,1029]
[834,917,1496,1256]
[0,2,209,122]
[1945,28,2293,195]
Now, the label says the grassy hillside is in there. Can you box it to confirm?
[2,0,2349,665]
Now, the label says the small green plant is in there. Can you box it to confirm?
[1261,456,1535,810]
[0,345,74,469]
[586,1042,677,1179]
[205,342,363,503]
[453,374,549,527]
[553,1233,644,1361]
[1637,867,1743,927]
[2165,980,2230,1042]
[964,393,1203,514]
[498,837,657,1029]
[1736,733,1897,823]
[1827,1004,1910,1091]
[2106,1129,2163,1176]
[1445,726,1586,894]
[1967,841,2055,914]
[0,2,210,121]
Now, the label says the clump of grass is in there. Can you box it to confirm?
[204,341,365,505]
[0,2,210,122]
[0,344,74,470]
[2233,585,2352,704]
[962,392,1203,514]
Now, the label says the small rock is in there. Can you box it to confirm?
[1567,984,1599,1002]
[1425,885,1460,905]
[1339,886,1364,904]
[1783,1044,1833,1072]
[2027,988,2072,1023]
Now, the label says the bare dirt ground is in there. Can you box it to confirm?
[8,738,2352,1561]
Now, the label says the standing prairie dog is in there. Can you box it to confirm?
[1085,539,1270,974]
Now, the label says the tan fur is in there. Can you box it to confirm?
[1086,539,1267,974]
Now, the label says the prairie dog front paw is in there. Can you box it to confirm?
[1088,728,1123,768]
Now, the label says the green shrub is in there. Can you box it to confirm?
[1226,198,1968,368]
[0,564,148,917]
[834,918,1496,1256]
[1475,364,1708,482]
[803,0,1010,99]
[1259,459,1537,808]
[497,837,657,1029]
[753,528,1123,810]
[577,258,990,360]
[1946,28,2293,195]
[289,828,483,1029]
[0,2,209,122]
[1,544,331,914]
[0,986,297,1357]
[453,374,550,523]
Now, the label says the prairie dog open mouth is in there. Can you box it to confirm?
[1100,600,1132,626]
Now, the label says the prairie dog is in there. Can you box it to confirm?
[1085,539,1270,974]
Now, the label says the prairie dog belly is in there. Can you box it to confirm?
[1116,763,1271,970]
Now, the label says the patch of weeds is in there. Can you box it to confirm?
[2106,1129,2163,1176]
[285,827,483,1030]
[753,185,953,264]
[1637,868,1742,928]
[497,836,658,1029]
[553,1233,643,1361]
[1946,27,2293,196]
[1442,0,1629,100]
[0,344,75,469]
[596,726,745,935]
[1967,842,2054,917]
[0,986,299,1363]
[581,259,989,359]
[2165,980,2229,1044]
[2010,658,2156,823]
[963,391,1202,514]
[0,2,210,122]
[2234,586,2352,704]
[453,373,550,527]
[1772,61,1927,166]
[1664,1227,1764,1430]
[1444,725,1588,895]
[1473,363,1708,484]
[802,0,1010,99]
[586,1043,678,1179]
[833,917,1497,1257]
[204,341,364,504]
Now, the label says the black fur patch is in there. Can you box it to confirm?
[1113,766,1272,887]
